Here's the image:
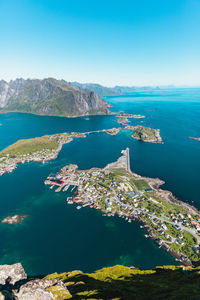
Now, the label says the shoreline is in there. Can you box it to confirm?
[0,110,114,119]
[0,128,122,176]
[45,150,200,266]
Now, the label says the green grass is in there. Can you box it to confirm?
[0,135,59,158]
[43,264,200,299]
[132,179,150,191]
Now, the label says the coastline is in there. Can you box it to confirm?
[45,149,200,266]
[0,109,114,119]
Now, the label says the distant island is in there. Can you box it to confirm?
[45,149,200,265]
[126,125,163,143]
[117,113,146,119]
[0,78,110,117]
[116,117,130,125]
[70,82,162,97]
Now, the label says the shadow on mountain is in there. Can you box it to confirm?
[63,266,200,300]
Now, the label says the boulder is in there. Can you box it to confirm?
[0,263,27,285]
[17,279,69,300]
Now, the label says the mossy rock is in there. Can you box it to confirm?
[47,286,72,300]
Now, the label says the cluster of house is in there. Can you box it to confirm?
[169,211,200,234]
[45,164,200,262]
[0,148,59,176]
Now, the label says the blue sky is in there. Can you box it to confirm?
[0,0,200,86]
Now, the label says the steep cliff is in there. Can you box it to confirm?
[0,78,110,117]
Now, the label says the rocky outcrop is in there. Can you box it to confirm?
[0,263,27,286]
[1,215,28,225]
[1,263,200,299]
[0,78,110,117]
[0,264,71,299]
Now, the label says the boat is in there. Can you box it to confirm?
[77,206,81,210]
[67,201,73,204]
[63,185,69,192]
[50,185,55,190]
[71,186,76,192]
[144,234,149,238]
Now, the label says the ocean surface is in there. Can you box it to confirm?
[0,88,200,276]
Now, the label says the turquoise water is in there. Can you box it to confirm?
[0,88,199,276]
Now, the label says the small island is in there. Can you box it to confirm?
[45,149,200,266]
[1,214,28,225]
[103,128,121,135]
[126,125,163,144]
[188,137,200,142]
[116,118,130,125]
[118,113,145,119]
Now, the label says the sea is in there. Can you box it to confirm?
[0,88,199,276]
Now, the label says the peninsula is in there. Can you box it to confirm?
[45,149,200,266]
[126,125,163,143]
[0,132,86,176]
[0,128,122,176]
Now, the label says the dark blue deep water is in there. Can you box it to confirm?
[0,88,199,276]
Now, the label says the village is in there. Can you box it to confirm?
[0,129,123,176]
[45,149,200,266]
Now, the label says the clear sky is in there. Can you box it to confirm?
[0,0,200,86]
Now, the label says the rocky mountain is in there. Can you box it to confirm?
[0,263,200,299]
[0,78,110,117]
[70,82,161,97]
[70,82,121,97]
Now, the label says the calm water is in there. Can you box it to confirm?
[0,88,200,276]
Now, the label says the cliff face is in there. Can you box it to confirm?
[0,78,110,117]
[1,264,200,299]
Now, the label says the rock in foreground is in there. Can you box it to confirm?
[0,263,27,285]
[1,264,200,299]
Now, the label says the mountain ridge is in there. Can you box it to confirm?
[0,78,110,117]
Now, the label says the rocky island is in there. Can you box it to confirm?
[0,263,200,299]
[126,125,163,143]
[1,214,28,225]
[102,128,121,135]
[45,149,200,266]
[118,113,145,119]
[116,117,130,125]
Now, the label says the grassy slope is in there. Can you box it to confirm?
[0,135,59,157]
[44,264,200,299]
[132,126,157,140]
